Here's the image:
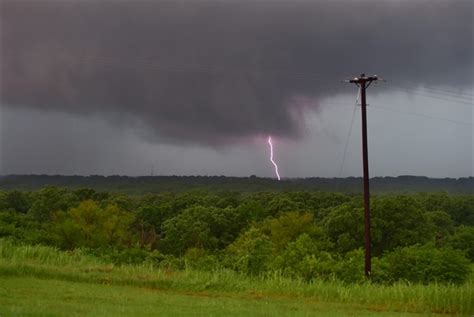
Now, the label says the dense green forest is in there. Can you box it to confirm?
[1,175,473,194]
[0,185,472,285]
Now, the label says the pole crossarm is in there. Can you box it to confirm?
[349,74,379,85]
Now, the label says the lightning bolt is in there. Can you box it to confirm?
[267,136,281,181]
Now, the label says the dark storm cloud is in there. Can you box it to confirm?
[1,0,472,145]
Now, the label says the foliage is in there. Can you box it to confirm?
[272,233,337,281]
[1,190,31,213]
[323,201,364,254]
[0,186,472,285]
[383,245,471,284]
[160,206,247,255]
[1,174,472,194]
[259,212,323,251]
[226,227,274,275]
[0,211,47,244]
[447,226,474,261]
[29,187,79,221]
[52,200,135,249]
[371,196,435,255]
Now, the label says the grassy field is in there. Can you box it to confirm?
[0,241,472,316]
[0,276,447,317]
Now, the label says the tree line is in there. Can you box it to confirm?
[1,175,473,194]
[0,187,472,284]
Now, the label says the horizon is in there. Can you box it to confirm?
[2,174,473,180]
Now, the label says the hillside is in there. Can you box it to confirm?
[0,175,472,194]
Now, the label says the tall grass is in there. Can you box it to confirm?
[0,239,472,315]
[0,239,102,266]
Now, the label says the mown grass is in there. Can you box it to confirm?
[1,276,441,317]
[0,240,472,316]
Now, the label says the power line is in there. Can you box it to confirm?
[396,88,474,107]
[323,99,472,127]
[401,80,474,98]
[414,87,473,101]
[410,89,473,102]
[395,84,474,101]
[369,104,473,126]
[338,88,359,177]
[402,91,474,107]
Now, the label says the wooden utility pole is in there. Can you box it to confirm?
[347,74,378,277]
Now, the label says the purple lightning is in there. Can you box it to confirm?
[267,136,281,181]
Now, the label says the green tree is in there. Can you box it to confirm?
[29,187,79,221]
[447,226,474,261]
[427,210,454,246]
[160,206,246,255]
[226,227,274,275]
[266,196,300,216]
[53,200,134,249]
[449,196,474,226]
[73,188,98,201]
[384,245,471,284]
[418,194,474,226]
[3,190,31,214]
[259,212,326,251]
[323,202,364,254]
[0,210,46,243]
[371,196,435,255]
[272,233,337,281]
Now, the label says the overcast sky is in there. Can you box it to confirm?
[1,0,472,178]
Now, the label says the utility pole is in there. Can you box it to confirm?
[346,74,378,278]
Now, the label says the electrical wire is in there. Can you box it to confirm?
[414,87,473,101]
[389,83,474,106]
[395,88,474,107]
[395,84,473,101]
[400,80,474,98]
[368,105,473,126]
[338,88,360,177]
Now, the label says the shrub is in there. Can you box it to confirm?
[333,249,365,283]
[383,245,471,284]
[447,226,474,261]
[259,212,325,252]
[100,246,152,265]
[323,203,364,254]
[160,206,246,255]
[52,200,135,250]
[371,196,435,256]
[226,227,274,275]
[184,248,221,271]
[272,234,338,281]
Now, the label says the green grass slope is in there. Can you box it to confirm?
[0,276,444,317]
[0,241,472,316]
